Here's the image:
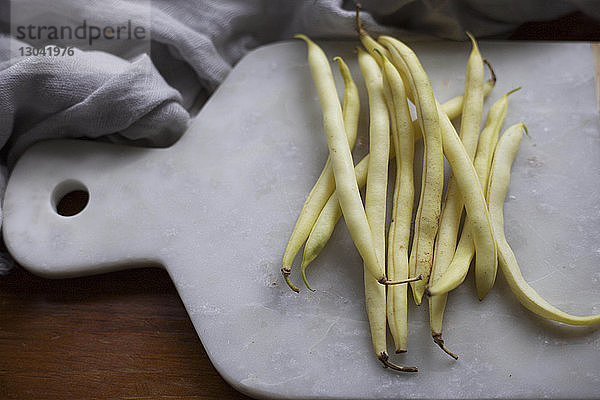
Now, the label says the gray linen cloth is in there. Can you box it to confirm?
[0,0,597,273]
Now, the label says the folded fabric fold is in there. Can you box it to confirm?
[0,40,190,167]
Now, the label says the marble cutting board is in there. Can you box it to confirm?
[3,40,600,399]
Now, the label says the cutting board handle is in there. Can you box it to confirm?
[2,139,165,278]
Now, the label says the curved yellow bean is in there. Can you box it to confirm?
[281,43,360,292]
[358,46,395,369]
[429,32,484,359]
[294,34,388,285]
[296,56,361,291]
[428,88,520,297]
[378,35,444,306]
[377,49,415,354]
[488,123,600,325]
[436,104,497,302]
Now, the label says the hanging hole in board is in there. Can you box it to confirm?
[52,180,89,217]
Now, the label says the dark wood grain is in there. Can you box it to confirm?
[0,266,254,400]
[509,11,600,41]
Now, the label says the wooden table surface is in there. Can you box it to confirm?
[1,14,599,400]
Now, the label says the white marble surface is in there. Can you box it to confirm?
[3,40,600,399]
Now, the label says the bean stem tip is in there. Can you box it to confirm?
[482,59,497,86]
[506,87,522,96]
[383,274,423,286]
[281,267,300,293]
[294,34,310,44]
[432,333,459,360]
[355,3,367,36]
[378,352,418,372]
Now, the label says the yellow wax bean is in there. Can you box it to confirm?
[428,88,520,297]
[377,49,415,354]
[293,35,388,287]
[281,43,359,292]
[379,35,445,306]
[488,123,600,325]
[429,33,484,359]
